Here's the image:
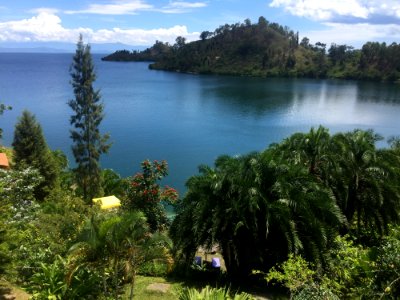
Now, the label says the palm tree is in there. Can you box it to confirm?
[331,130,400,237]
[171,149,345,278]
[68,211,172,299]
[274,126,333,179]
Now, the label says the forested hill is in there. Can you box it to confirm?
[102,16,400,81]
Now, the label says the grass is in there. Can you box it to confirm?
[123,275,183,300]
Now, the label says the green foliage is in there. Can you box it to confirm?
[102,40,172,62]
[69,34,111,203]
[322,235,373,297]
[265,254,315,294]
[0,167,42,221]
[293,284,339,300]
[68,210,172,299]
[0,189,10,275]
[371,226,400,298]
[124,159,178,232]
[3,185,90,284]
[12,110,59,200]
[101,168,129,199]
[139,260,170,277]
[265,254,338,300]
[29,256,67,300]
[27,254,105,300]
[104,18,400,82]
[172,126,400,281]
[33,190,91,256]
[171,148,344,278]
[178,286,254,300]
[0,167,42,202]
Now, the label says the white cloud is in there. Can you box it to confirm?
[90,25,199,45]
[303,23,400,47]
[66,0,153,15]
[66,0,207,15]
[162,1,207,12]
[169,1,207,9]
[269,0,400,22]
[28,7,60,14]
[0,12,199,45]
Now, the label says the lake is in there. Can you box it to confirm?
[1,53,400,194]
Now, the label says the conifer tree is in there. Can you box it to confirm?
[69,35,110,203]
[12,110,58,200]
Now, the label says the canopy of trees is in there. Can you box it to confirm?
[103,17,400,81]
[171,126,400,279]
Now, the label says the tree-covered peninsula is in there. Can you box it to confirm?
[102,16,400,82]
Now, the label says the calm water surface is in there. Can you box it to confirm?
[1,53,400,194]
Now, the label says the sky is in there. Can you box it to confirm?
[0,0,400,49]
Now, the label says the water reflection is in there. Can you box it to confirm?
[199,76,296,118]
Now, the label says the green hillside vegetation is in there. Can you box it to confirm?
[102,16,400,81]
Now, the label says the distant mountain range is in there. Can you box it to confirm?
[0,42,147,54]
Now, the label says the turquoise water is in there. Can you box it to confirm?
[1,53,400,194]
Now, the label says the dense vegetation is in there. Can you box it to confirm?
[103,16,400,81]
[171,127,400,298]
[1,35,400,299]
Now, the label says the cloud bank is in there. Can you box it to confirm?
[270,0,400,46]
[65,0,207,15]
[269,0,400,23]
[0,12,200,45]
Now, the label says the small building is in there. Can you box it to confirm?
[92,195,121,210]
[0,153,10,170]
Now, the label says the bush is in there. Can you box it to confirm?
[371,226,400,298]
[178,285,254,300]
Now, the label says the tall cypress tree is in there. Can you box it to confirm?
[12,110,58,200]
[69,35,110,203]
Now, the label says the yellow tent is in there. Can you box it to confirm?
[92,195,121,210]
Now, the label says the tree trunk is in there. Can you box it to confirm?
[129,271,136,300]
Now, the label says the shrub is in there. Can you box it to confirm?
[178,285,254,300]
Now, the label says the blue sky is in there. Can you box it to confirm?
[0,0,399,48]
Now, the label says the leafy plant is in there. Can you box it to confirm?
[179,286,254,300]
[265,254,315,295]
[264,254,339,300]
[124,159,178,232]
[28,256,67,300]
[68,211,173,299]
[372,226,400,298]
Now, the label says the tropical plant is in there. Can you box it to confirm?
[29,256,68,300]
[68,210,172,299]
[101,168,129,199]
[178,285,254,300]
[69,34,111,203]
[171,149,344,279]
[330,130,400,238]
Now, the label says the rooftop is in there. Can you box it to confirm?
[0,153,10,169]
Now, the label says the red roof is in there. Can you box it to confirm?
[0,153,10,169]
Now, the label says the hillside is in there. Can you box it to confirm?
[102,17,400,81]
